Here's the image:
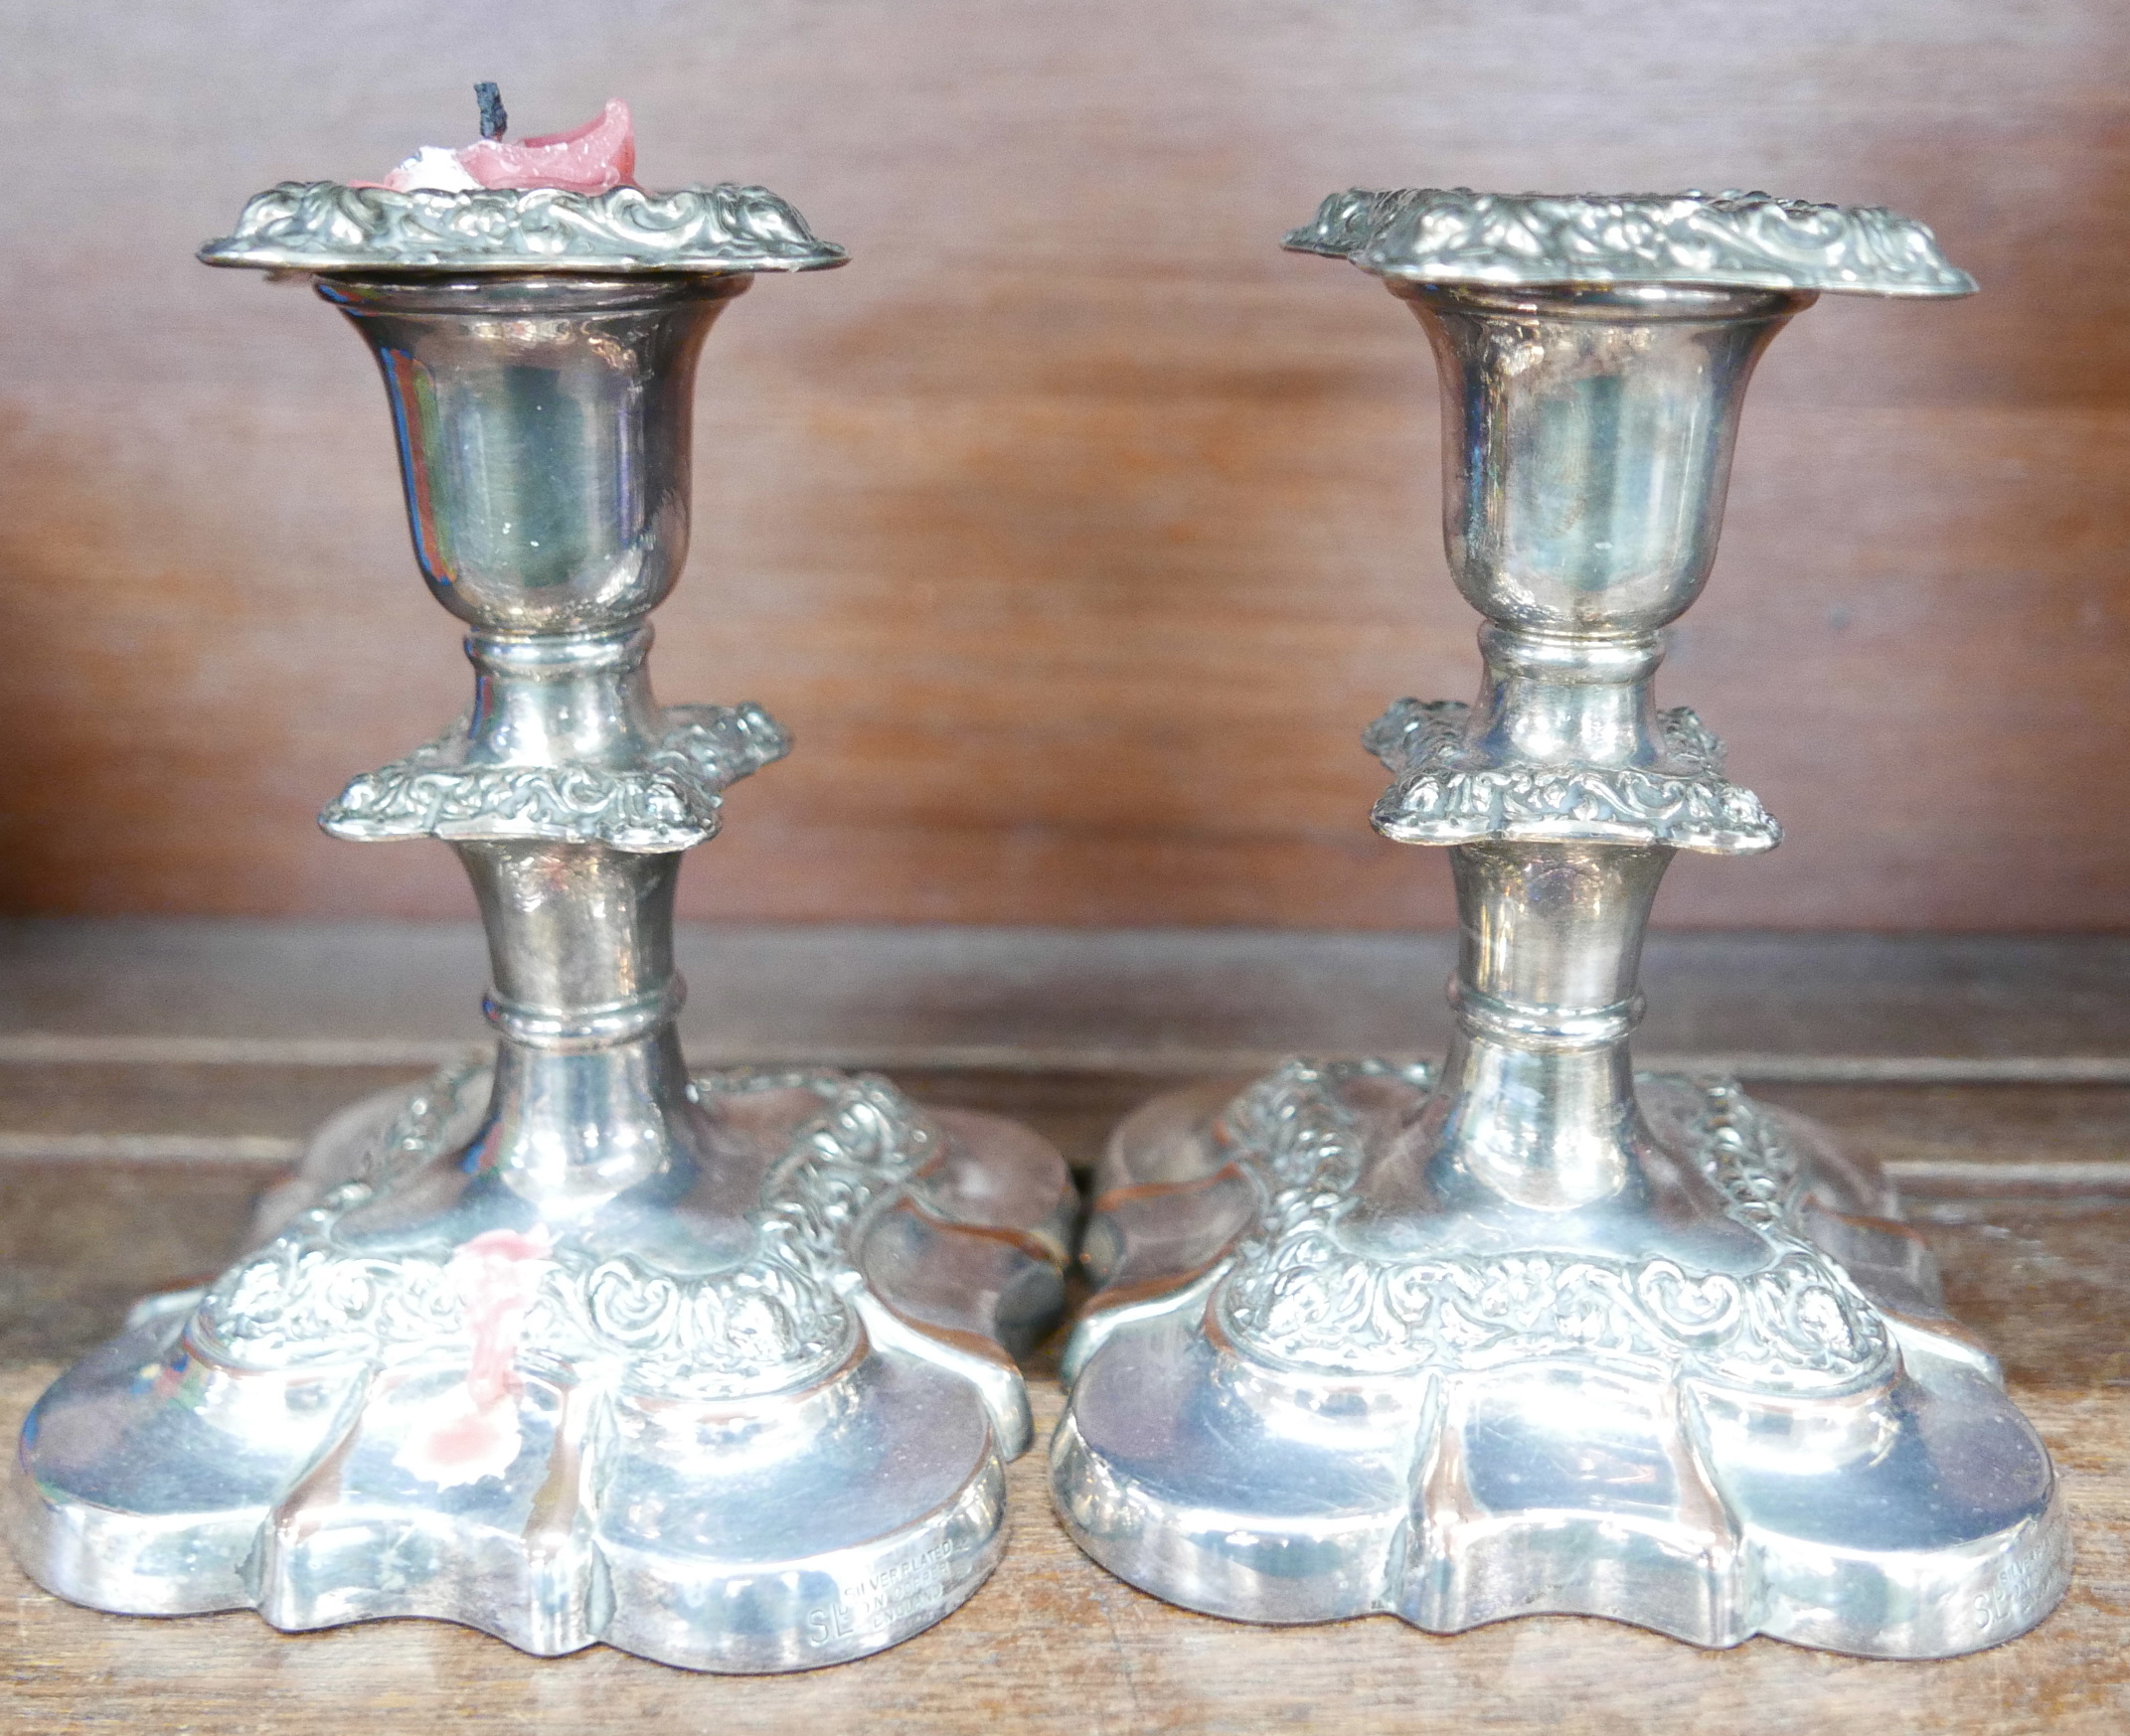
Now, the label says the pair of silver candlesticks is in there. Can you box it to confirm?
[3,177,2065,1672]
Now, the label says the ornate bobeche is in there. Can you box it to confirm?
[201,180,848,274]
[1284,186,1977,296]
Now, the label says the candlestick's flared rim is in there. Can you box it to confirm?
[1285,187,1977,298]
[200,180,848,275]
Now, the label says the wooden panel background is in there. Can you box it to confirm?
[0,0,2125,928]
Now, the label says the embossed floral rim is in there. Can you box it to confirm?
[201,180,847,274]
[1284,187,1976,297]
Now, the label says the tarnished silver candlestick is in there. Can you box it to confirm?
[1052,190,2067,1657]
[8,183,1072,1671]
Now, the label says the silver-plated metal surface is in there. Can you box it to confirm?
[11,193,1070,1673]
[1283,187,1976,296]
[1052,192,2065,1657]
[200,181,846,274]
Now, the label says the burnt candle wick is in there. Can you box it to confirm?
[475,81,507,140]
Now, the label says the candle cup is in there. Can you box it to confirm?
[6,184,1073,1672]
[1050,190,2067,1657]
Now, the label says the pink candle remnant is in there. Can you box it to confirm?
[453,1227,552,1405]
[378,98,636,194]
[394,1225,554,1489]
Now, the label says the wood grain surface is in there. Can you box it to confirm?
[5,1071,2130,1732]
[0,0,2126,929]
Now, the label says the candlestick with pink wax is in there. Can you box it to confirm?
[15,143,1062,1677]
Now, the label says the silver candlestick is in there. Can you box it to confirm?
[1051,190,2067,1657]
[7,182,1072,1672]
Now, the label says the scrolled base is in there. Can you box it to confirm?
[1052,1064,2068,1657]
[9,1068,1073,1672]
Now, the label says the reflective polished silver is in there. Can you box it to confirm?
[9,192,1072,1673]
[1052,190,2068,1657]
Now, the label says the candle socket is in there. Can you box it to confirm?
[7,186,1073,1672]
[1050,190,2067,1657]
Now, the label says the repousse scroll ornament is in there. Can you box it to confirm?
[199,181,846,273]
[1282,187,1978,296]
[322,703,790,851]
[7,182,1071,1672]
[1051,189,2067,1657]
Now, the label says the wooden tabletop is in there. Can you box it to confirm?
[1,1061,2128,1733]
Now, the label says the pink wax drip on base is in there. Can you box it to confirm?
[374,98,636,194]
[393,1226,554,1489]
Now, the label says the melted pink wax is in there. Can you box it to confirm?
[453,1227,552,1404]
[393,1225,554,1489]
[375,98,636,194]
